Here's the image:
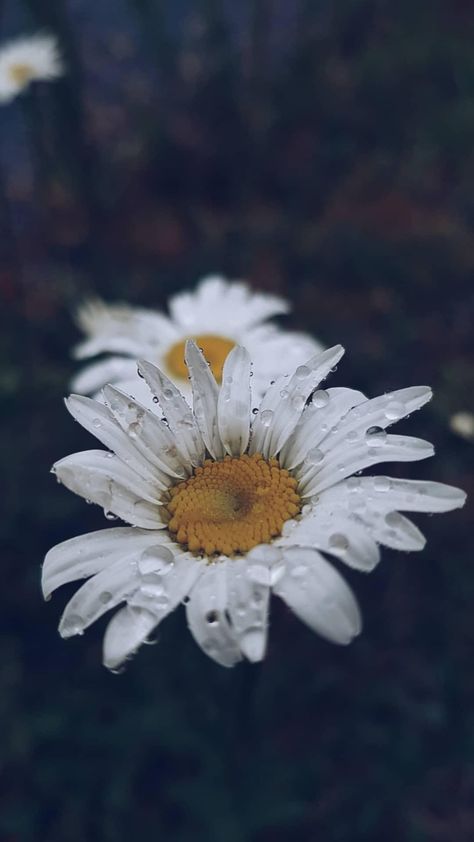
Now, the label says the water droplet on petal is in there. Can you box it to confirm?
[365,426,387,447]
[104,510,118,521]
[329,533,349,553]
[64,614,84,635]
[385,400,405,421]
[346,429,358,442]
[92,418,102,428]
[252,407,259,415]
[260,409,273,427]
[312,389,329,408]
[205,609,219,625]
[99,591,112,604]
[295,365,311,380]
[291,394,306,412]
[139,545,174,576]
[152,396,159,404]
[280,389,289,399]
[247,564,271,586]
[385,511,402,527]
[374,476,391,492]
[306,447,324,465]
[290,564,307,578]
[347,476,361,492]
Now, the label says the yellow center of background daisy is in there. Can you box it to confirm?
[9,63,35,85]
[165,334,235,383]
[166,453,301,556]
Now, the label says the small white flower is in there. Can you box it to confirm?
[71,275,322,408]
[44,343,466,670]
[0,33,63,104]
[450,411,474,442]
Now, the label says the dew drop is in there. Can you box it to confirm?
[365,426,387,447]
[385,400,405,421]
[104,510,118,521]
[295,365,311,380]
[99,591,112,604]
[291,394,306,412]
[306,447,324,465]
[374,476,391,492]
[106,452,114,459]
[152,396,159,404]
[252,407,259,415]
[92,418,102,428]
[260,409,273,427]
[329,533,349,553]
[347,476,360,492]
[64,614,84,635]
[312,389,330,408]
[139,545,175,576]
[247,564,271,586]
[162,387,174,400]
[290,564,307,578]
[346,429,358,442]
[206,610,219,625]
[385,511,402,527]
[280,389,289,399]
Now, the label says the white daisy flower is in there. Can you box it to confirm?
[71,275,322,408]
[43,342,466,670]
[0,33,63,104]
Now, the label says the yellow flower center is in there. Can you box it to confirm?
[165,334,235,383]
[166,453,301,556]
[9,63,35,86]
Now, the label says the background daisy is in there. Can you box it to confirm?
[72,275,323,407]
[0,33,62,104]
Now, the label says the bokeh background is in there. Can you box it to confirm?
[1,1,473,840]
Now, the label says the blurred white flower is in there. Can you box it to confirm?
[72,275,323,408]
[450,411,474,442]
[0,33,63,104]
[44,342,465,670]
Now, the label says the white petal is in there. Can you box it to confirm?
[42,527,174,599]
[277,507,380,571]
[71,357,138,395]
[280,387,366,469]
[225,555,271,662]
[59,557,138,638]
[315,476,467,514]
[103,605,159,670]
[137,359,205,467]
[127,551,202,616]
[300,435,434,497]
[274,548,362,644]
[102,386,190,479]
[249,345,345,459]
[53,450,163,529]
[66,395,160,484]
[217,346,251,456]
[358,511,426,551]
[184,340,225,460]
[73,299,178,360]
[169,275,289,333]
[186,561,242,667]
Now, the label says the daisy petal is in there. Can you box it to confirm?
[103,605,159,670]
[66,395,160,484]
[301,435,434,496]
[186,562,242,667]
[127,551,202,616]
[71,357,138,395]
[184,340,225,460]
[280,387,366,469]
[226,554,271,662]
[102,386,190,479]
[277,508,380,571]
[217,346,251,456]
[359,512,426,551]
[42,527,174,599]
[316,476,467,514]
[250,345,345,458]
[53,451,163,529]
[137,360,205,467]
[73,299,178,360]
[274,548,362,644]
[59,557,138,638]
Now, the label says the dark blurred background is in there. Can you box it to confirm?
[1,1,473,840]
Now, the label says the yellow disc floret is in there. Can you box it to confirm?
[166,453,301,556]
[9,63,35,86]
[165,334,235,383]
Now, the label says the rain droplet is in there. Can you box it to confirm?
[206,610,219,625]
[346,429,358,442]
[306,447,324,465]
[365,426,387,447]
[312,389,329,408]
[92,418,102,428]
[247,564,271,586]
[139,545,175,576]
[260,410,273,427]
[104,510,117,520]
[291,394,306,412]
[347,476,360,492]
[252,407,259,415]
[63,614,84,635]
[280,389,289,399]
[162,387,174,400]
[385,400,405,421]
[374,476,391,492]
[152,396,159,404]
[99,591,112,604]
[106,452,114,459]
[329,533,349,553]
[290,564,307,578]
[295,365,311,380]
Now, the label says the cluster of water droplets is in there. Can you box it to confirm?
[131,545,176,611]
